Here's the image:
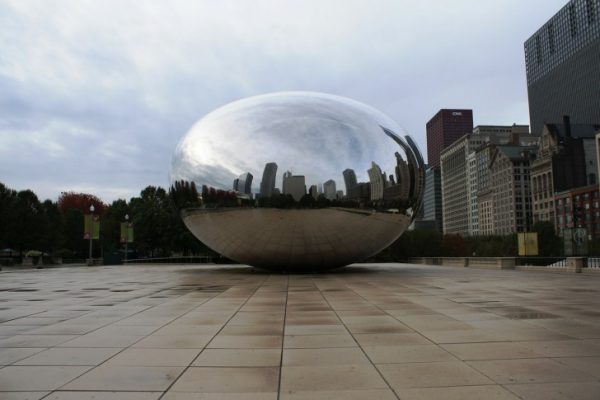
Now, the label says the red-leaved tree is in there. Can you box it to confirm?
[57,192,107,216]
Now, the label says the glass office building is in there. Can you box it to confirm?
[525,0,600,134]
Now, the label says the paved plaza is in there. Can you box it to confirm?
[1,263,600,399]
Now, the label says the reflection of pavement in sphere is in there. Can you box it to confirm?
[183,208,411,272]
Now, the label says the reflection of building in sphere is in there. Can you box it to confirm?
[170,91,425,271]
[234,172,253,198]
[368,162,385,201]
[283,172,306,201]
[260,162,278,198]
[324,179,337,200]
[343,168,358,200]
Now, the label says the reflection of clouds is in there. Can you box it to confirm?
[171,92,412,193]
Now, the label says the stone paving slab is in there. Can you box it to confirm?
[1,263,600,398]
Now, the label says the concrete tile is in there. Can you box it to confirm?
[505,382,600,400]
[58,334,143,348]
[170,366,279,393]
[468,358,595,384]
[193,348,281,367]
[0,393,49,400]
[553,356,600,378]
[132,334,212,349]
[280,389,397,400]
[363,345,455,363]
[442,342,543,360]
[281,364,387,391]
[0,366,91,390]
[378,361,493,389]
[62,365,183,391]
[284,334,356,348]
[163,393,277,400]
[208,335,282,348]
[106,348,200,366]
[15,347,120,366]
[394,385,520,400]
[285,324,347,335]
[283,348,369,366]
[521,340,600,357]
[0,348,45,365]
[0,335,77,348]
[44,392,162,400]
[354,333,431,347]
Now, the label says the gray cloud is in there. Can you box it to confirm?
[0,0,566,202]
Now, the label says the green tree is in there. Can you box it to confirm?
[0,183,17,250]
[100,199,130,254]
[40,200,65,254]
[532,221,562,256]
[130,186,173,257]
[12,190,44,256]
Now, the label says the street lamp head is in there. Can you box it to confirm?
[125,214,129,221]
[89,204,95,213]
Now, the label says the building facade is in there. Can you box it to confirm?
[440,131,489,235]
[489,146,536,234]
[283,173,306,201]
[426,109,473,168]
[441,125,536,235]
[530,119,600,225]
[323,179,337,200]
[422,167,443,232]
[525,0,600,134]
[555,184,600,239]
[259,162,278,198]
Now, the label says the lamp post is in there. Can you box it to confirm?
[124,214,129,264]
[89,204,95,264]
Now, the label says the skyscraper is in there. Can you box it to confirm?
[323,180,337,200]
[426,109,474,168]
[259,162,278,198]
[236,172,253,196]
[368,162,385,201]
[525,0,600,134]
[343,169,358,199]
[283,172,306,201]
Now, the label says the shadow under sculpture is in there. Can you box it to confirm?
[170,91,425,271]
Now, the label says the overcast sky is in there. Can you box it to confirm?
[0,0,567,202]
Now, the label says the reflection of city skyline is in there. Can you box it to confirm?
[231,155,412,204]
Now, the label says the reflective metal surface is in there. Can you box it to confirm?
[170,91,424,271]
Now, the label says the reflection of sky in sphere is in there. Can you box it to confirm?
[170,92,411,194]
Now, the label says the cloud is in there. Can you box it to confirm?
[0,0,567,201]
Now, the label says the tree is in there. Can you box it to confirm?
[532,221,562,256]
[40,200,64,254]
[130,186,173,257]
[0,182,17,250]
[58,192,106,216]
[100,199,130,253]
[12,190,44,256]
[441,234,469,257]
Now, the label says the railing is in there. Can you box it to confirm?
[588,258,600,268]
[515,257,567,267]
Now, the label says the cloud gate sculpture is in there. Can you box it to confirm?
[170,92,424,271]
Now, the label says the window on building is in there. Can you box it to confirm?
[586,0,597,24]
[569,4,578,37]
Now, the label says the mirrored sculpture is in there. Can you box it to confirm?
[170,92,424,271]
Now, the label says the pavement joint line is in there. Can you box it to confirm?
[312,275,402,400]
[156,273,270,399]
[36,275,227,399]
[276,274,290,400]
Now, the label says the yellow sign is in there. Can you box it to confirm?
[518,232,538,256]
